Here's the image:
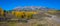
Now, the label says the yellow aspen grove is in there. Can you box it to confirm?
[18,12,24,18]
[1,10,4,16]
[0,8,4,16]
[15,11,19,17]
[17,12,24,18]
[14,11,24,18]
[25,12,33,19]
[11,11,37,19]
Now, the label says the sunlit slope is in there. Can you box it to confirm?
[47,10,57,15]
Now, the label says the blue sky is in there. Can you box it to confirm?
[0,0,60,10]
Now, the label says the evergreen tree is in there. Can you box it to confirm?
[3,10,6,17]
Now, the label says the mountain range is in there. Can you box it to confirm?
[12,6,54,11]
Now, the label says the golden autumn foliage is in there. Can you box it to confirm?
[15,11,24,18]
[0,8,4,16]
[25,12,33,19]
[12,11,37,19]
[25,12,37,19]
[12,11,25,18]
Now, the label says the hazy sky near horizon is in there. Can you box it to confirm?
[0,0,60,10]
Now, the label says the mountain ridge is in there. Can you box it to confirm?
[12,6,54,11]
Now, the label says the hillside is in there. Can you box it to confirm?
[0,6,60,26]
